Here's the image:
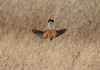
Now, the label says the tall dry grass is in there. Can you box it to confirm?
[0,0,100,70]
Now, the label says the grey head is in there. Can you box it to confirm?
[48,19,54,29]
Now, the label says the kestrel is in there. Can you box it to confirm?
[32,19,67,41]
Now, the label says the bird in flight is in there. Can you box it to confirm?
[32,19,67,41]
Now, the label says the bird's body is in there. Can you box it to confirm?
[32,29,66,41]
[32,19,67,41]
[43,30,57,40]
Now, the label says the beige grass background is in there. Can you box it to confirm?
[0,0,100,70]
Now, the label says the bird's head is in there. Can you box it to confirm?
[48,19,54,30]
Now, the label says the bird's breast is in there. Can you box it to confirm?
[50,31,57,38]
[43,30,57,39]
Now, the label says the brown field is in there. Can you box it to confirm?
[0,0,100,70]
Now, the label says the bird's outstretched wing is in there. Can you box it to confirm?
[56,29,67,37]
[32,29,44,38]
